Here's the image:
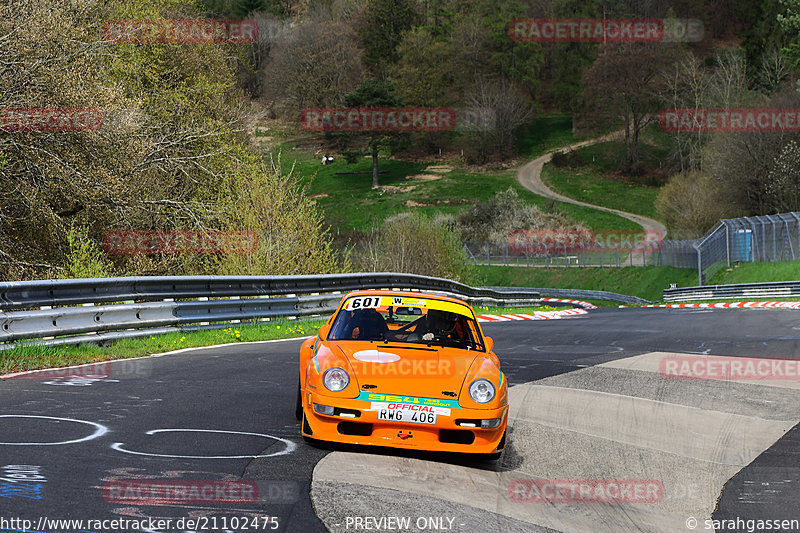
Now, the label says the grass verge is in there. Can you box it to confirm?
[480,266,699,302]
[708,261,800,285]
[480,260,800,303]
[0,319,325,375]
[0,305,565,375]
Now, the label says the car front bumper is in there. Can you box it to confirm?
[301,389,507,454]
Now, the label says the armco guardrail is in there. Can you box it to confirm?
[663,280,800,302]
[0,274,532,349]
[0,273,643,349]
[0,273,541,310]
[496,287,650,305]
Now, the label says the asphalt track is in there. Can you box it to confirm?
[1,307,799,533]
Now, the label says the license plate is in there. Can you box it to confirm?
[377,408,436,425]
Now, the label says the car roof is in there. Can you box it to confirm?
[339,289,472,307]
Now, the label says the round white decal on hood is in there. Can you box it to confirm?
[351,350,401,363]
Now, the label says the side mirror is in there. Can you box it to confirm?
[318,323,331,340]
[484,336,494,352]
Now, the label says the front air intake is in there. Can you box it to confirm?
[439,429,475,445]
[337,422,373,436]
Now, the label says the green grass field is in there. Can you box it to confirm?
[542,162,663,221]
[538,123,674,223]
[517,114,577,158]
[279,145,639,232]
[706,261,800,285]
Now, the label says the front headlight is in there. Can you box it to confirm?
[323,367,350,392]
[469,378,496,403]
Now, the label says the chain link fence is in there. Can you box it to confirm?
[662,212,800,284]
[465,212,800,286]
[463,240,672,268]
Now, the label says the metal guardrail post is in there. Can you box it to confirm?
[725,222,730,267]
[694,242,702,286]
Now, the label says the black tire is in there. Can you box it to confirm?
[295,376,303,421]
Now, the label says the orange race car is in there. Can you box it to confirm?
[296,290,508,459]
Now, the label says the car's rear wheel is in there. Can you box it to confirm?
[295,376,303,421]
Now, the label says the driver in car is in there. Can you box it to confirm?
[419,310,462,341]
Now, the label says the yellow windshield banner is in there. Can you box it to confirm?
[379,296,474,318]
[342,294,474,318]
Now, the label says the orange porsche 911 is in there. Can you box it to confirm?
[296,290,508,459]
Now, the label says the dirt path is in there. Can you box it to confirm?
[516,132,668,237]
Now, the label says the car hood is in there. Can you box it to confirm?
[334,342,478,399]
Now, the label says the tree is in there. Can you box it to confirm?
[356,0,420,79]
[655,170,733,239]
[390,27,458,106]
[447,0,543,97]
[262,20,364,116]
[698,86,800,217]
[778,0,800,65]
[582,42,681,171]
[466,77,532,162]
[0,0,341,279]
[200,0,285,17]
[765,140,800,212]
[339,79,404,188]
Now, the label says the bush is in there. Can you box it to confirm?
[342,150,363,165]
[551,150,582,168]
[190,154,344,276]
[655,170,734,239]
[455,188,581,244]
[60,225,112,279]
[355,212,477,284]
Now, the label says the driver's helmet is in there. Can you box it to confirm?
[427,310,458,335]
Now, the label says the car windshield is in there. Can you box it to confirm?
[328,295,485,350]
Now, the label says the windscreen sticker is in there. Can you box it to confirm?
[357,391,460,409]
[343,295,383,311]
[343,296,474,318]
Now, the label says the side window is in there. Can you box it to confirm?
[465,319,485,350]
[329,310,354,340]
